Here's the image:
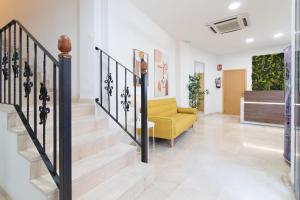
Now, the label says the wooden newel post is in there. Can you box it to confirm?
[58,35,72,200]
[141,61,148,163]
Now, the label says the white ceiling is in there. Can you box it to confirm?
[129,0,292,55]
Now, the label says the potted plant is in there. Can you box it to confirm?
[188,74,209,109]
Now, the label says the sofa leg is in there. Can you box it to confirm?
[170,139,174,147]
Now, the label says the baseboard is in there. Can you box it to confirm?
[201,112,222,116]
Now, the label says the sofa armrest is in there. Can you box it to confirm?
[177,107,197,115]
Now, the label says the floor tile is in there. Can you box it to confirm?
[136,114,294,200]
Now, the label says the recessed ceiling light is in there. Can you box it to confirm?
[245,38,254,43]
[274,33,283,38]
[228,2,241,10]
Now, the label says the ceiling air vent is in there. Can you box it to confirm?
[207,13,250,34]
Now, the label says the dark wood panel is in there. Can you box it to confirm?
[296,104,300,127]
[244,104,285,125]
[244,91,284,103]
[295,91,300,104]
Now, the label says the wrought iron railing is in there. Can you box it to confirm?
[95,47,148,163]
[0,20,72,199]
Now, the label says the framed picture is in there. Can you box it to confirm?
[154,49,169,97]
[133,49,149,86]
[217,64,222,71]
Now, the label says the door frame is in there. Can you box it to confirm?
[222,68,247,114]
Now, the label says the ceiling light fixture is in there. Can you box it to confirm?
[245,38,254,43]
[228,2,241,10]
[274,33,283,38]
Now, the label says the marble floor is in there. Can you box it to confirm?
[136,114,295,200]
[0,189,9,200]
[0,194,6,200]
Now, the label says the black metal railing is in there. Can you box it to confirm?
[0,20,72,200]
[95,47,148,163]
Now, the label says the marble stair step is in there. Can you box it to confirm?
[9,113,104,136]
[3,71,53,94]
[31,144,137,199]
[78,163,154,200]
[15,114,107,151]
[2,71,53,93]
[20,128,121,179]
[0,187,11,200]
[0,89,54,106]
[19,127,120,163]
[7,102,95,128]
[6,77,52,89]
[21,90,54,104]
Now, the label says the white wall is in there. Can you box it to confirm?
[0,0,80,98]
[0,0,289,114]
[217,45,287,90]
[79,0,96,99]
[78,0,178,126]
[104,0,177,99]
[194,62,205,73]
[192,48,222,114]
[0,106,46,200]
[176,42,221,114]
[217,45,288,111]
[176,44,289,114]
[79,0,110,99]
[177,42,193,107]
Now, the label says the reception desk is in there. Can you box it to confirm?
[240,91,285,126]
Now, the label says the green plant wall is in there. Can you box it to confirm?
[252,53,284,90]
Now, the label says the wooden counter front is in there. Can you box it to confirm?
[243,91,285,125]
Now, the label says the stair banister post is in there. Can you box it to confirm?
[58,35,72,200]
[141,60,148,163]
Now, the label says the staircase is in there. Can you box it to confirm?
[2,101,153,200]
[0,20,153,200]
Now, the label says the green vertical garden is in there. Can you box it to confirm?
[252,53,284,90]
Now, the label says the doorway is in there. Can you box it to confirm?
[194,61,205,112]
[223,69,246,115]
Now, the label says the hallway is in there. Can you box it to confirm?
[137,114,294,200]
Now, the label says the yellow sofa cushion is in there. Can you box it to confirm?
[148,98,177,117]
[168,113,197,138]
[148,98,197,141]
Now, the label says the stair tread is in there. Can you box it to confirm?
[19,128,119,162]
[79,163,153,200]
[31,144,137,195]
[72,129,117,146]
[9,114,100,135]
[72,144,136,180]
[14,101,94,113]
[3,101,94,113]
[0,104,16,113]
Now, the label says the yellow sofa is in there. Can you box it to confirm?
[148,98,197,146]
